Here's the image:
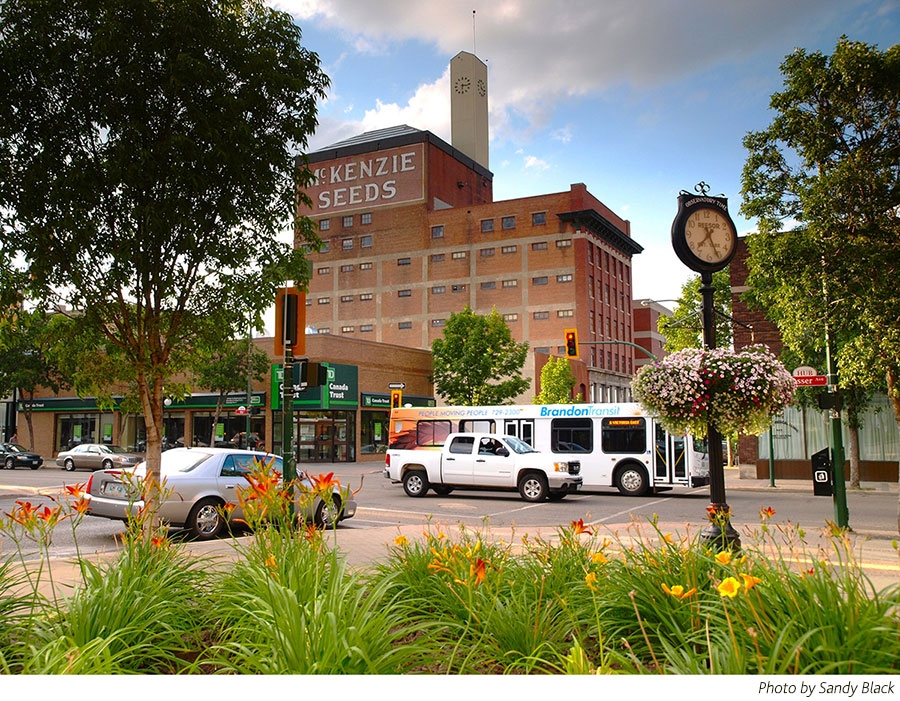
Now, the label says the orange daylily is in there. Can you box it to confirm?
[661,583,697,599]
[571,518,593,536]
[309,472,340,492]
[760,506,776,519]
[64,482,86,498]
[394,534,409,547]
[740,573,763,590]
[714,550,733,565]
[471,557,486,585]
[717,576,741,598]
[585,571,599,591]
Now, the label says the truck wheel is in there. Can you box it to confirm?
[547,492,567,501]
[616,464,650,496]
[402,470,430,497]
[518,472,548,502]
[433,485,454,496]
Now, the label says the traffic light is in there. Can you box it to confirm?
[564,328,579,359]
[390,389,403,409]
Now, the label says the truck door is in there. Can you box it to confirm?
[441,435,476,485]
[472,437,513,487]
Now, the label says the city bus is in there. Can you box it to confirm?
[388,403,710,496]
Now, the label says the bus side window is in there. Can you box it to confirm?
[601,417,647,453]
[550,418,592,453]
[416,420,453,447]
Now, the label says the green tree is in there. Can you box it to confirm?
[0,310,70,450]
[659,270,733,353]
[0,0,328,520]
[192,339,271,448]
[431,306,530,406]
[740,38,900,524]
[533,356,579,404]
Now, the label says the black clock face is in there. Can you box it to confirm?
[454,76,471,94]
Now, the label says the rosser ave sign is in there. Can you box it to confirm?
[792,366,828,386]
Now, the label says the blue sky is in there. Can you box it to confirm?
[270,0,898,304]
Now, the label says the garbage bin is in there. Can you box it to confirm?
[811,448,832,497]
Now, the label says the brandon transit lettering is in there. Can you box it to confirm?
[311,145,424,214]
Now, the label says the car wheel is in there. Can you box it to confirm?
[64,458,76,472]
[186,498,224,540]
[518,472,548,502]
[29,464,40,470]
[315,493,342,528]
[547,492,567,501]
[432,485,454,496]
[101,459,113,470]
[4,457,14,470]
[402,470,429,497]
[616,464,650,496]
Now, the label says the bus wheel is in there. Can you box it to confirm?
[402,470,430,497]
[616,464,649,496]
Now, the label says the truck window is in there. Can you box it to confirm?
[601,417,647,454]
[448,436,475,454]
[416,421,452,447]
[550,418,592,453]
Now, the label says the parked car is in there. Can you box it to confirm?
[55,443,144,472]
[0,442,44,470]
[85,447,358,540]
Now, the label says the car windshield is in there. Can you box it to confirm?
[161,450,215,473]
[5,444,28,453]
[501,436,539,454]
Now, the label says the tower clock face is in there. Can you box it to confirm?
[684,207,736,265]
[454,76,471,94]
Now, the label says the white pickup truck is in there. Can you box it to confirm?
[383,432,583,502]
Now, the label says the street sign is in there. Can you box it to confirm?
[388,382,406,390]
[794,375,828,386]
[235,405,248,415]
[792,365,819,377]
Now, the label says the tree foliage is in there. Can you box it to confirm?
[740,38,900,514]
[533,356,578,404]
[659,270,733,353]
[431,306,530,406]
[0,0,328,506]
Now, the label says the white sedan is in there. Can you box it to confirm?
[85,447,357,540]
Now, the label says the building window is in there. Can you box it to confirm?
[532,212,547,226]
[359,293,373,301]
[480,219,494,233]
[480,247,495,257]
[398,321,412,330]
[340,295,354,303]
[360,324,373,332]
[533,276,548,286]
[501,245,517,254]
[340,264,354,272]
[556,239,572,248]
[341,326,354,334]
[432,319,446,327]
[317,267,331,275]
[431,225,444,239]
[557,274,573,283]
[317,297,330,305]
[360,262,373,270]
[360,235,372,248]
[361,212,372,225]
[451,251,467,259]
[317,328,331,334]
[502,216,516,230]
[451,284,466,292]
[342,238,353,250]
[342,215,353,228]
[532,242,548,251]
[319,240,330,253]
[533,311,550,320]
[481,281,496,290]
[503,313,518,322]
[502,279,518,288]
[557,309,574,318]
[431,286,446,294]
[319,218,331,231]
[398,257,411,266]
[398,289,412,297]
[431,253,445,262]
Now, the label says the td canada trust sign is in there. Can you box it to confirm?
[308,144,425,216]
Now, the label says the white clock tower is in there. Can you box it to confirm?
[450,51,489,169]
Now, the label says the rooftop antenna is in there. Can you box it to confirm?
[472,9,476,56]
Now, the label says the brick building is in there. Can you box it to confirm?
[300,51,644,403]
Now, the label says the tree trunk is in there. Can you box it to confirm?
[846,424,860,489]
[209,393,226,448]
[22,389,36,452]
[886,368,900,536]
[138,373,166,540]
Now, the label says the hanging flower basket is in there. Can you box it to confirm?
[631,345,795,438]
